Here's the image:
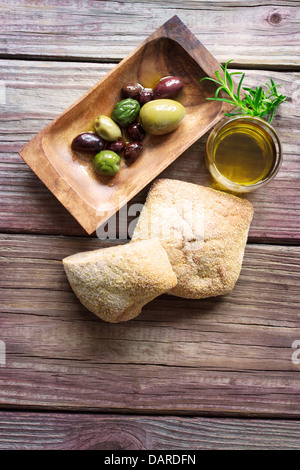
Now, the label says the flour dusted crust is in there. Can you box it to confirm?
[132,179,254,299]
[63,238,177,323]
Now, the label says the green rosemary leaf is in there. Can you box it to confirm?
[215,70,222,82]
[223,59,235,69]
[214,86,227,98]
[200,60,286,123]
[244,88,256,97]
[254,86,263,108]
[206,97,237,104]
[268,107,276,123]
[199,77,221,86]
[225,112,240,117]
[237,73,245,99]
[270,78,276,91]
[226,70,234,93]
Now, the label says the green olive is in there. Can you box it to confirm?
[93,150,121,176]
[94,115,122,142]
[111,98,140,128]
[139,99,186,135]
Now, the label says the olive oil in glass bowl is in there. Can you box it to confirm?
[205,116,282,193]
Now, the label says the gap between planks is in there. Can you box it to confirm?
[0,54,299,72]
[0,231,299,247]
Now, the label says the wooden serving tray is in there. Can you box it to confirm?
[19,15,229,234]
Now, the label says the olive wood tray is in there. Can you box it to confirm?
[19,15,232,234]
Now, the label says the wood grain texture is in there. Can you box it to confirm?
[0,0,299,67]
[0,60,299,240]
[0,234,299,416]
[0,411,300,450]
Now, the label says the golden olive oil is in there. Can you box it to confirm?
[213,120,276,185]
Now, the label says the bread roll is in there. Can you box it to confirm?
[63,238,177,323]
[132,179,254,299]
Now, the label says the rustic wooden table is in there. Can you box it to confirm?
[0,0,300,450]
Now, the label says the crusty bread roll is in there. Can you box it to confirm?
[132,179,254,299]
[63,238,177,323]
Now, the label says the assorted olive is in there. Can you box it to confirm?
[94,115,122,142]
[71,75,185,178]
[124,142,143,164]
[93,151,121,176]
[106,140,125,154]
[121,82,144,99]
[138,89,154,105]
[71,132,105,153]
[111,98,140,128]
[153,76,184,99]
[127,122,146,141]
[139,99,186,135]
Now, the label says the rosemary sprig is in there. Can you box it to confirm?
[200,60,286,123]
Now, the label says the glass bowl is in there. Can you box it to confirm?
[205,115,282,193]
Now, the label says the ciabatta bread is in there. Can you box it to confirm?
[63,238,177,322]
[132,179,254,299]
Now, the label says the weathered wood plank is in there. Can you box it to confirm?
[0,60,299,240]
[0,1,299,67]
[0,411,300,450]
[0,234,299,416]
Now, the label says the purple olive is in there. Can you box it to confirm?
[71,132,105,153]
[138,88,154,105]
[106,140,125,154]
[124,142,143,164]
[153,76,184,99]
[127,122,146,141]
[122,82,144,99]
